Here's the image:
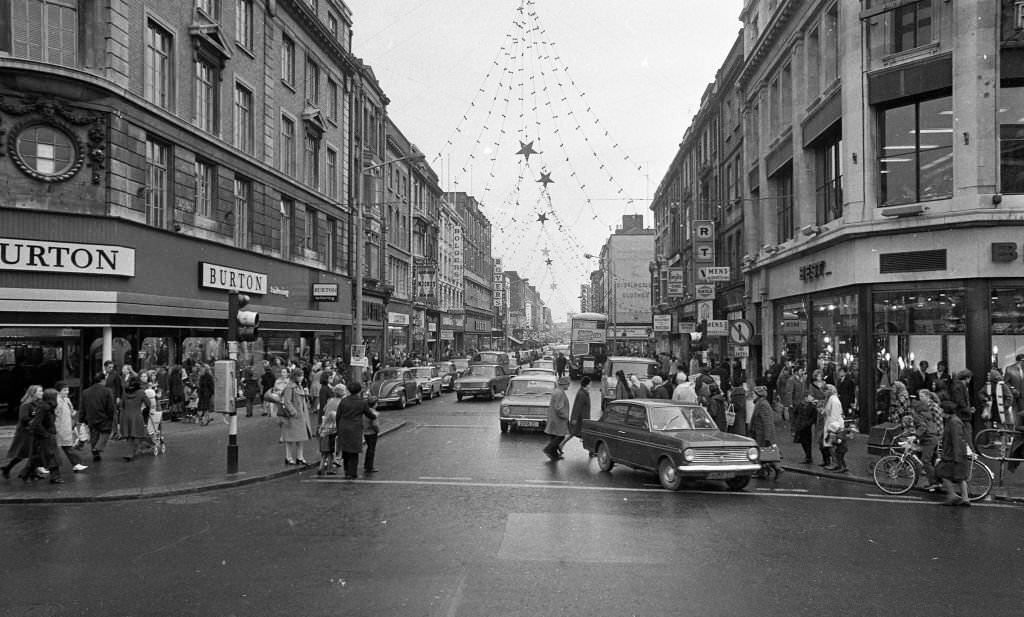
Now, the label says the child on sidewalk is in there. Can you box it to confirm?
[317,386,342,476]
[824,418,851,473]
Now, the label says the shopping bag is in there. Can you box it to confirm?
[759,444,782,462]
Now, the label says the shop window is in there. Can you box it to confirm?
[811,294,859,384]
[139,337,175,372]
[873,289,965,387]
[182,337,224,364]
[775,299,808,366]
[999,85,1024,194]
[991,287,1024,369]
[878,94,953,205]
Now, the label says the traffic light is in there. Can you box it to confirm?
[228,292,260,342]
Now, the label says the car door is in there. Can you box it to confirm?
[495,366,509,392]
[599,403,630,463]
[402,369,417,398]
[621,404,651,467]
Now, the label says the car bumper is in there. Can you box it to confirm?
[375,395,403,405]
[455,385,491,394]
[502,416,547,428]
[675,463,761,475]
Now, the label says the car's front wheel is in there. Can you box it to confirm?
[658,458,682,491]
[726,476,751,491]
[397,392,407,409]
[596,442,614,472]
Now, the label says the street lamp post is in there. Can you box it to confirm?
[353,154,425,382]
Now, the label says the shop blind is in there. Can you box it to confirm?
[879,249,947,273]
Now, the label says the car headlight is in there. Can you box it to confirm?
[387,385,401,396]
[747,447,760,462]
[682,448,695,462]
[500,405,509,417]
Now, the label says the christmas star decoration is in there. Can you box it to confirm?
[545,258,553,266]
[537,212,548,224]
[551,283,558,290]
[536,171,554,187]
[541,247,551,257]
[516,140,538,161]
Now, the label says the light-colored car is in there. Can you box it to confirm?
[531,359,555,371]
[471,351,518,375]
[518,367,556,377]
[434,361,460,392]
[600,356,660,409]
[412,365,443,399]
[367,368,422,409]
[453,364,512,401]
[581,400,760,491]
[499,374,558,432]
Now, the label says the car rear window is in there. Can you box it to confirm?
[508,380,555,396]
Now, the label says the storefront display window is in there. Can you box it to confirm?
[991,287,1024,369]
[810,293,859,384]
[182,337,224,365]
[775,299,808,366]
[139,337,176,372]
[873,289,965,385]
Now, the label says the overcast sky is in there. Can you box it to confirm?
[346,0,743,320]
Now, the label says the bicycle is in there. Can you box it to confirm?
[872,434,993,501]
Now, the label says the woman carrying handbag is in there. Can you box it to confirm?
[279,369,312,466]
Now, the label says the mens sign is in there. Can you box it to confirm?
[0,238,135,276]
[199,262,267,295]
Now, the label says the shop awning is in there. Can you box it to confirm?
[507,335,524,345]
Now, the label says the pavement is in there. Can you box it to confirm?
[772,422,1024,505]
[0,402,406,504]
[3,400,1023,505]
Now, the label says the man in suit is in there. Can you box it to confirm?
[836,367,856,414]
[907,360,932,395]
[80,372,117,462]
[1003,354,1024,413]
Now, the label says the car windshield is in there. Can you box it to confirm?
[534,360,554,369]
[453,360,470,370]
[507,380,555,396]
[520,368,553,375]
[434,363,453,373]
[373,369,401,382]
[414,367,435,378]
[648,405,718,431]
[610,361,657,378]
[463,365,496,377]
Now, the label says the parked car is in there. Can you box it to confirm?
[412,365,443,399]
[581,399,761,491]
[434,361,460,392]
[471,351,518,375]
[600,356,660,409]
[368,367,422,409]
[453,364,513,401]
[518,367,556,377]
[499,374,558,432]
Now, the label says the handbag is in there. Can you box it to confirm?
[73,423,91,447]
[725,404,736,428]
[759,444,782,462]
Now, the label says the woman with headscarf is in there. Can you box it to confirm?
[118,375,151,462]
[629,374,650,398]
[1,385,44,481]
[54,381,88,473]
[31,389,63,483]
[705,382,728,431]
[749,386,781,478]
[808,369,830,466]
[614,370,632,400]
[279,369,313,466]
[561,376,592,452]
[821,384,845,470]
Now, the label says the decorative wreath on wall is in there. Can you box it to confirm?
[0,95,106,184]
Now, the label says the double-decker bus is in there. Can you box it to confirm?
[568,312,608,380]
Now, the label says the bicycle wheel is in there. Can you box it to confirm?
[873,455,917,495]
[966,458,993,502]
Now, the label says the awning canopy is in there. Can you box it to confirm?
[508,335,524,345]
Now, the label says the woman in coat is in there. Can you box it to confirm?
[335,382,377,479]
[728,382,749,436]
[118,375,151,462]
[1,385,44,481]
[614,370,632,400]
[705,383,728,431]
[279,369,313,466]
[197,364,215,425]
[561,376,592,451]
[749,386,781,477]
[54,381,87,472]
[167,364,186,420]
[820,384,844,468]
[33,389,63,483]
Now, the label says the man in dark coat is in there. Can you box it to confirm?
[543,378,571,461]
[103,360,123,409]
[555,353,568,379]
[836,367,856,414]
[80,372,117,461]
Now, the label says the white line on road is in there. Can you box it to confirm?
[305,478,1017,508]
[524,479,570,484]
[416,424,493,429]
[418,476,473,481]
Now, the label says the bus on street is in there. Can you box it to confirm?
[569,312,608,380]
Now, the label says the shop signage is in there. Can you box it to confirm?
[440,329,454,341]
[697,266,730,282]
[706,319,729,336]
[428,322,437,332]
[350,344,367,368]
[269,286,290,297]
[733,345,749,358]
[199,262,267,295]
[312,283,338,301]
[798,260,828,281]
[677,321,696,334]
[667,268,686,297]
[610,326,651,338]
[697,300,714,322]
[694,242,714,262]
[1,238,135,276]
[388,312,410,326]
[653,315,672,332]
[694,284,716,300]
[693,220,714,240]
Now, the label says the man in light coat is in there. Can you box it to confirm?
[543,378,571,461]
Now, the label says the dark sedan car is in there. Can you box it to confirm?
[581,399,761,491]
[367,368,422,409]
[453,364,512,401]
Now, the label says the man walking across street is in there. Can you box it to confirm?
[543,377,570,461]
[555,353,568,379]
[80,372,117,462]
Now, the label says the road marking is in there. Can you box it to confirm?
[418,476,473,481]
[416,424,493,429]
[865,492,925,501]
[524,479,570,484]
[304,478,1018,508]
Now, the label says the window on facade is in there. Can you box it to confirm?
[305,57,320,106]
[815,133,843,224]
[779,64,792,133]
[15,125,75,177]
[235,0,253,49]
[233,176,251,246]
[280,115,296,177]
[328,12,338,38]
[806,26,820,101]
[326,146,337,198]
[194,159,215,218]
[893,0,932,53]
[773,165,794,242]
[304,133,320,188]
[194,59,218,133]
[999,85,1024,194]
[823,6,838,85]
[328,78,338,122]
[146,138,169,229]
[145,21,173,110]
[324,218,335,266]
[5,0,78,66]
[234,82,254,154]
[304,206,318,256]
[279,197,293,257]
[281,35,295,85]
[196,0,219,20]
[878,94,953,205]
